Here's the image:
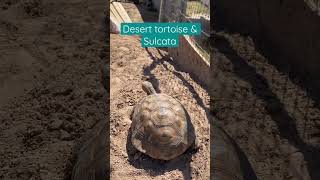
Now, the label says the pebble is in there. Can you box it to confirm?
[39,169,50,180]
[48,119,63,131]
[122,117,132,125]
[60,130,72,141]
[122,151,128,158]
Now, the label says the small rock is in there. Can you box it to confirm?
[119,46,129,52]
[123,117,131,125]
[60,130,72,141]
[26,127,43,137]
[39,169,51,180]
[53,87,73,96]
[48,119,63,131]
[84,89,94,98]
[122,151,128,158]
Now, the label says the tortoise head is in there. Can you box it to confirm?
[142,81,156,95]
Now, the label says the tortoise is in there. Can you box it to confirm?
[129,81,199,160]
[70,81,245,179]
[211,122,244,180]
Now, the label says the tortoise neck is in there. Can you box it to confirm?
[142,81,157,95]
[144,87,156,95]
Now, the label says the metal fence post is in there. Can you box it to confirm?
[158,0,167,22]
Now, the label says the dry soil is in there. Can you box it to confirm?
[0,0,107,179]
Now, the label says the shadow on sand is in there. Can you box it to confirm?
[211,32,320,180]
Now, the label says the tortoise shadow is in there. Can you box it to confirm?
[144,47,208,112]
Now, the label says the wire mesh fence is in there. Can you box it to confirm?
[159,0,210,62]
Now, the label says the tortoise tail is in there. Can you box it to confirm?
[142,81,156,95]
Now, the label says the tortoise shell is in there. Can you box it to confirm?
[130,81,196,160]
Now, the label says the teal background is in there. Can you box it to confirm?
[121,23,201,36]
[141,34,179,48]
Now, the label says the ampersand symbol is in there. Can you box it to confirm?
[191,25,198,34]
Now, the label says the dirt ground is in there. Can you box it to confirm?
[210,30,320,179]
[0,0,107,179]
[110,34,210,179]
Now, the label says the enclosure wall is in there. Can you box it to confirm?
[169,36,210,88]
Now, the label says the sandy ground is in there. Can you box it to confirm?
[0,0,107,179]
[210,30,320,179]
[110,34,210,179]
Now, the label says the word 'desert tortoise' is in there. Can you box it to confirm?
[130,81,198,160]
